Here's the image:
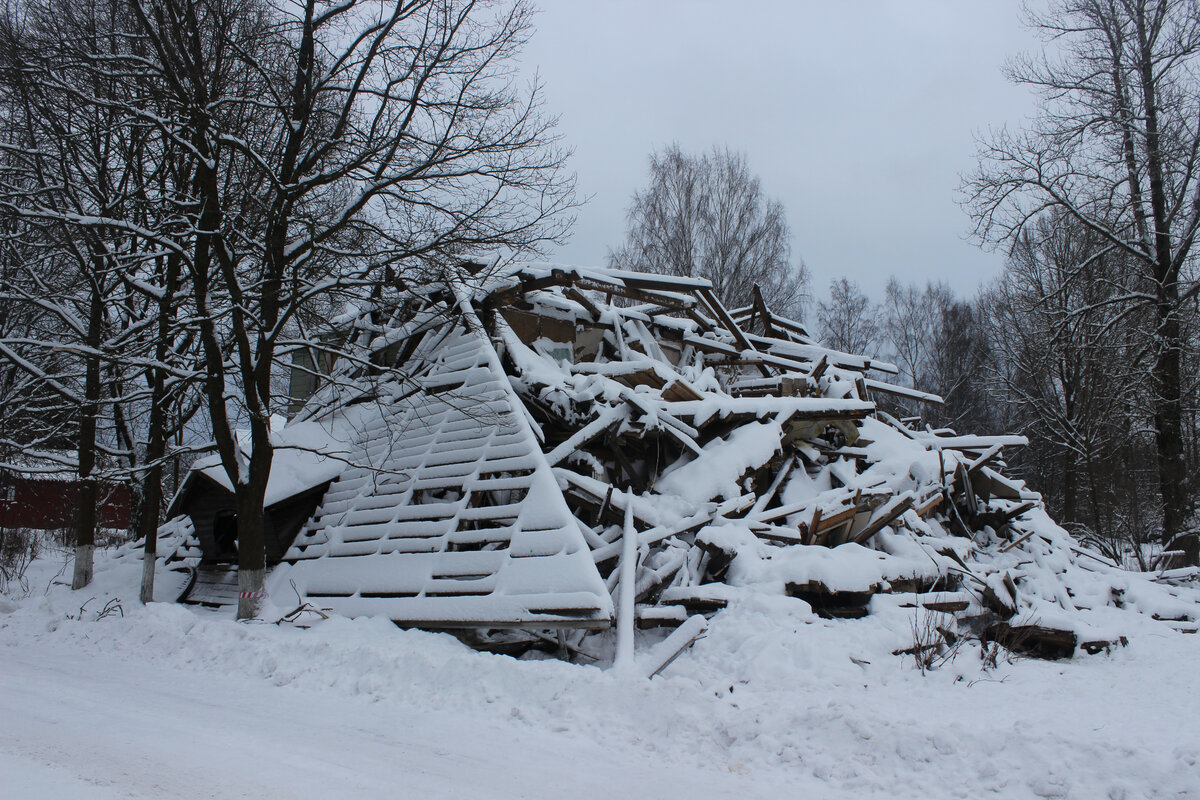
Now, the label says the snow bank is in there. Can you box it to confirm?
[3,548,1200,799]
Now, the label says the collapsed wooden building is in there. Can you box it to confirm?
[162,264,1198,663]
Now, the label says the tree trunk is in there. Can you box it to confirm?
[235,491,268,619]
[234,409,273,620]
[139,253,179,604]
[1061,447,1077,526]
[137,463,162,603]
[1133,8,1193,564]
[1154,305,1193,562]
[72,282,102,590]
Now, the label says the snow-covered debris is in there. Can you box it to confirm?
[156,263,1198,663]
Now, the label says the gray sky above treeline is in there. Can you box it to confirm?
[521,1,1041,300]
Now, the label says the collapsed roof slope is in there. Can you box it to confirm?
[166,264,1198,655]
[280,308,612,627]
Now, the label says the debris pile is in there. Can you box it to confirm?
[163,264,1200,666]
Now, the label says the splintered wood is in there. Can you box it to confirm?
[163,264,1165,667]
[469,266,1105,661]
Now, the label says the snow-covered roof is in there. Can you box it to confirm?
[275,316,612,627]
[192,419,352,507]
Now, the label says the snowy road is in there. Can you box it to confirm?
[3,550,1200,800]
[0,645,753,799]
[0,644,793,800]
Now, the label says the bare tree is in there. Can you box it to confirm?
[127,0,577,618]
[0,0,162,588]
[879,278,991,430]
[964,0,1200,561]
[609,144,808,316]
[882,277,937,391]
[1,0,576,612]
[980,210,1157,564]
[925,294,992,434]
[817,277,878,357]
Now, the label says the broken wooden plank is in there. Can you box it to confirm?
[864,378,944,405]
[747,523,807,545]
[786,580,877,619]
[749,487,856,526]
[564,286,601,319]
[696,287,769,375]
[967,442,1004,474]
[587,493,755,564]
[750,284,776,337]
[998,529,1036,553]
[659,586,730,613]
[695,533,737,583]
[984,622,1077,660]
[896,591,972,613]
[544,406,630,466]
[639,614,708,678]
[914,491,944,518]
[680,334,819,377]
[1151,566,1200,582]
[1080,636,1129,654]
[635,550,688,603]
[850,493,915,545]
[811,504,861,546]
[614,491,638,672]
[886,573,961,594]
[978,571,1018,618]
[661,378,703,402]
[636,604,689,628]
[748,455,795,516]
[974,500,1037,533]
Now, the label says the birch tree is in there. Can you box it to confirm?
[817,277,878,357]
[609,144,808,316]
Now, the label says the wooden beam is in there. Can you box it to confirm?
[967,443,1004,474]
[640,614,708,678]
[751,284,777,337]
[543,406,629,466]
[749,455,795,516]
[615,491,638,672]
[697,287,771,377]
[564,287,601,319]
[850,494,915,545]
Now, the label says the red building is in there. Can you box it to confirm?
[0,463,130,531]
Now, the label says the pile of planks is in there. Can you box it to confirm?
[451,265,1140,661]
[208,262,1190,666]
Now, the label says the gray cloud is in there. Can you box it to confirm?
[522,0,1040,300]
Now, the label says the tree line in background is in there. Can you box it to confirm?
[806,257,1198,570]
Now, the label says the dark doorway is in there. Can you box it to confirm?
[213,510,238,562]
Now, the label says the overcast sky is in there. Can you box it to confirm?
[520,1,1042,301]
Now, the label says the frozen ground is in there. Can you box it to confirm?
[2,548,1199,799]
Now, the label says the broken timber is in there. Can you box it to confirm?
[158,262,1157,669]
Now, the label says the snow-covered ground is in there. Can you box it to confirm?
[2,548,1199,799]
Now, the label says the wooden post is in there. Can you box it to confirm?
[615,490,637,672]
